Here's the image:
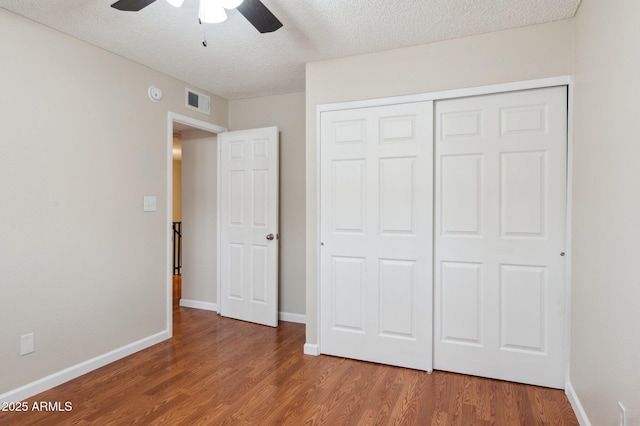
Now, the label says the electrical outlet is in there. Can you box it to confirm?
[20,333,35,356]
[143,195,157,212]
[618,401,627,426]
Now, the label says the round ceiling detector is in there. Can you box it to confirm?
[148,86,163,102]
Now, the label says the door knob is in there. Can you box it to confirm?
[266,233,275,241]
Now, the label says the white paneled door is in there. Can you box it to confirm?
[219,127,279,327]
[434,86,567,388]
[320,102,433,371]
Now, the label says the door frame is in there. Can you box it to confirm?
[314,76,574,387]
[166,112,227,336]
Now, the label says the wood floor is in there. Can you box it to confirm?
[0,278,578,425]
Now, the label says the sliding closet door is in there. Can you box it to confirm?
[434,86,568,388]
[319,101,433,371]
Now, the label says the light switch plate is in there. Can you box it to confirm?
[143,196,157,212]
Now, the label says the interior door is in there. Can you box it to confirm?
[433,86,567,388]
[219,127,279,327]
[320,102,433,371]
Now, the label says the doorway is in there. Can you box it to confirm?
[172,132,182,306]
[166,114,281,333]
[166,113,226,334]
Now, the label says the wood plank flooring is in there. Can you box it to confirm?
[0,283,578,425]
[173,274,182,302]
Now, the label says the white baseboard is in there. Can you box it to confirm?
[179,299,219,312]
[279,312,306,324]
[304,343,320,356]
[0,330,170,404]
[178,301,304,325]
[566,380,591,426]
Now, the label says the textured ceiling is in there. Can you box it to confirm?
[0,0,581,100]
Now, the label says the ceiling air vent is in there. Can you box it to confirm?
[185,88,210,115]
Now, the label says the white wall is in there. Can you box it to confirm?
[305,20,575,344]
[229,92,306,316]
[0,9,227,396]
[180,130,218,306]
[571,1,640,424]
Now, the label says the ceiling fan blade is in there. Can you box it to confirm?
[111,0,157,12]
[237,0,283,33]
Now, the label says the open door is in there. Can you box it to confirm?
[219,127,279,327]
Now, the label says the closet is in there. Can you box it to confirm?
[319,85,568,388]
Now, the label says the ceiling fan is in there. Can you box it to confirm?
[110,0,283,33]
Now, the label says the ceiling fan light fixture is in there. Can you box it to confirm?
[166,0,184,7]
[199,0,227,23]
[221,0,244,9]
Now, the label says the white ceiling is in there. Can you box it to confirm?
[0,0,581,100]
